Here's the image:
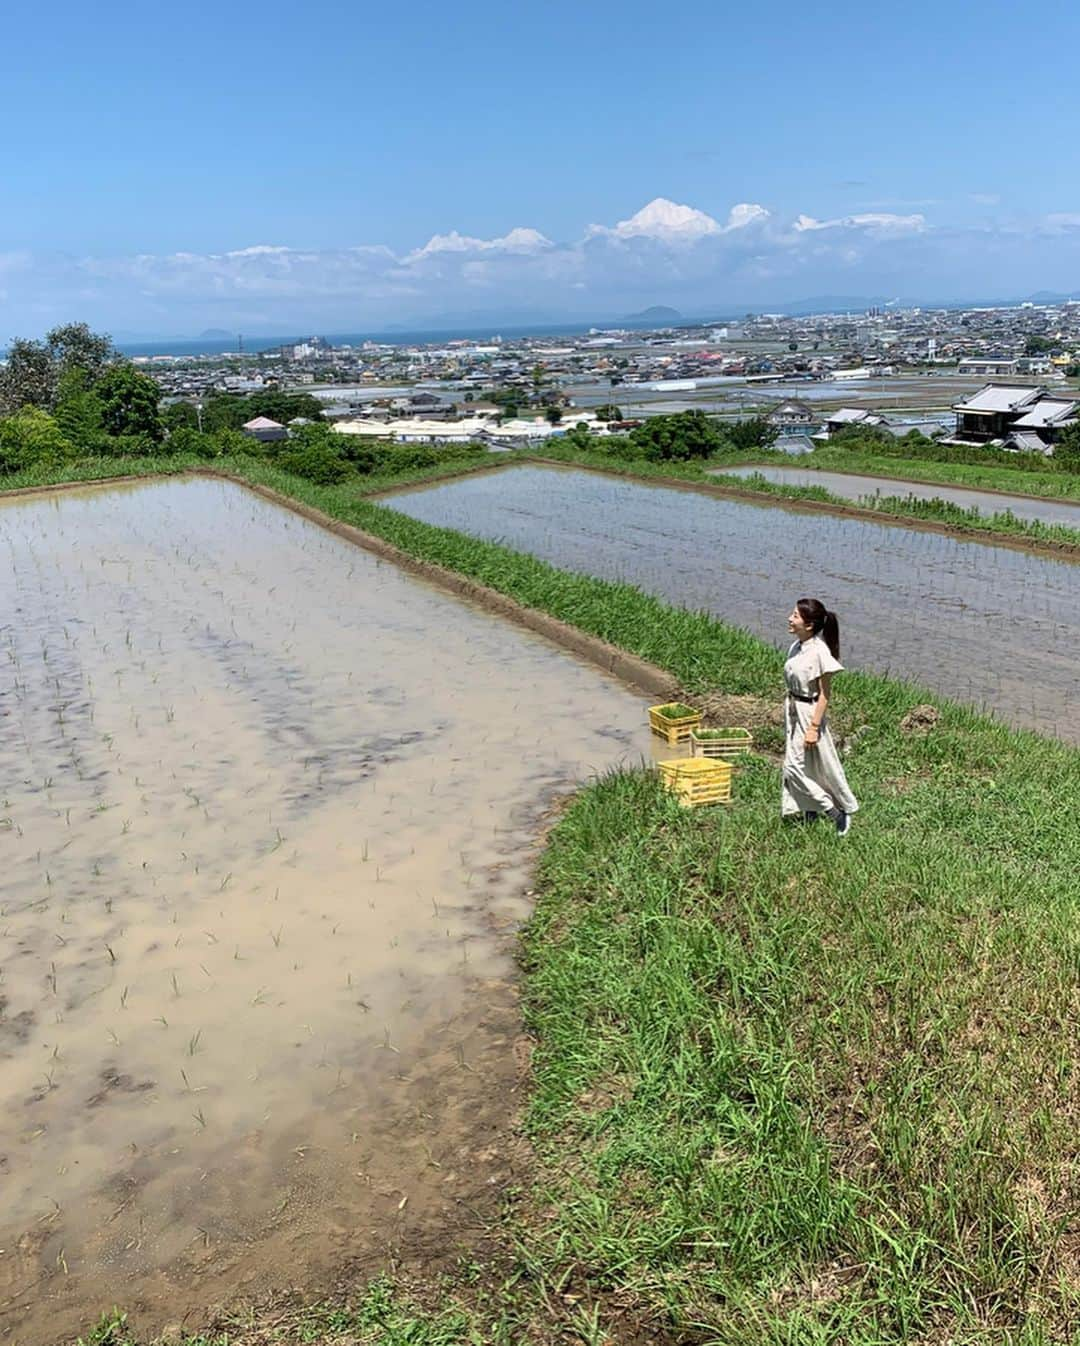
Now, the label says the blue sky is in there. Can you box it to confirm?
[4,0,1080,335]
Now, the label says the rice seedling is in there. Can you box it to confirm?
[18,457,1080,1343]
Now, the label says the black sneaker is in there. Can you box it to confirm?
[834,810,851,837]
[802,811,819,824]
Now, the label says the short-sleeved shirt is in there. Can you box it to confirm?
[784,635,844,699]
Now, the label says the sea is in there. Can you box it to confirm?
[114,320,658,360]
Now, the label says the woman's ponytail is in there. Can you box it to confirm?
[820,610,841,661]
[796,597,841,659]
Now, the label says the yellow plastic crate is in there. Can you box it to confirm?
[648,703,702,745]
[690,727,753,760]
[658,757,733,808]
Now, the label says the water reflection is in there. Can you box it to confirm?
[711,464,1080,529]
[0,476,650,1340]
[386,464,1080,742]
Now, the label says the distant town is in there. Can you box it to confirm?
[132,300,1080,455]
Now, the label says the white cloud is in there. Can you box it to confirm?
[588,197,723,243]
[725,203,770,230]
[1043,213,1080,233]
[8,196,1080,333]
[407,226,553,262]
[794,212,925,234]
[225,244,294,257]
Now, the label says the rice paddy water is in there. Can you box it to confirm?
[709,463,1080,529]
[0,476,653,1341]
[384,463,1080,743]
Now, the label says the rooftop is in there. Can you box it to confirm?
[953,384,1041,414]
[1011,397,1078,429]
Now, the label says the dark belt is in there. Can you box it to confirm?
[788,693,817,704]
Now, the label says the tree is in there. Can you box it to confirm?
[95,364,164,441]
[166,426,218,458]
[1024,335,1057,356]
[277,436,351,484]
[594,404,624,422]
[0,339,56,412]
[163,401,199,433]
[545,404,563,425]
[247,390,325,424]
[1054,421,1080,472]
[0,323,115,414]
[0,407,74,473]
[628,410,725,461]
[46,323,115,381]
[54,367,107,452]
[726,415,779,451]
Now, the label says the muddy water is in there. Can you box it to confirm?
[0,477,652,1343]
[709,464,1080,529]
[385,464,1080,743]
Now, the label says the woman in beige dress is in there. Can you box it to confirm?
[782,597,859,834]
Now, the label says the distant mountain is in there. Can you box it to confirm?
[624,305,684,323]
[198,327,235,339]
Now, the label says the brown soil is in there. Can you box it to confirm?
[0,475,670,1346]
[899,703,941,735]
[694,691,783,732]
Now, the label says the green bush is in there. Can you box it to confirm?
[276,438,352,484]
[166,426,218,457]
[336,436,393,472]
[726,413,779,451]
[0,407,75,474]
[1053,422,1080,473]
[830,427,1064,472]
[628,410,726,461]
[95,365,164,442]
[335,435,487,475]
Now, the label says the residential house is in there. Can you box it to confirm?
[951,384,1042,442]
[766,400,816,432]
[241,416,288,443]
[958,356,1020,377]
[814,408,889,440]
[1003,394,1078,452]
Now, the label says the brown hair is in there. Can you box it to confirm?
[796,598,840,660]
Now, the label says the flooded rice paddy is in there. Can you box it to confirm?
[385,464,1080,743]
[710,464,1080,529]
[0,476,652,1342]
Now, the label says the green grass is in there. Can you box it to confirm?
[76,1279,481,1345]
[527,442,1080,551]
[11,454,1080,1342]
[728,471,1080,550]
[0,448,516,499]
[656,703,700,719]
[782,446,1080,503]
[0,452,205,491]
[222,457,1080,1340]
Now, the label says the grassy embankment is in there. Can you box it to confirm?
[9,456,1080,1343]
[532,443,1080,553]
[805,445,1080,502]
[10,437,1080,555]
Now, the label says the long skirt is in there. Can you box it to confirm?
[780,696,859,818]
